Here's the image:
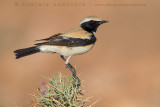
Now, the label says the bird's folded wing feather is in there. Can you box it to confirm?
[34,33,96,47]
[35,33,63,41]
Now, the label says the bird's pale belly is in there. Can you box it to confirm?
[39,44,94,56]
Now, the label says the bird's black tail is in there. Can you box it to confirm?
[14,46,40,59]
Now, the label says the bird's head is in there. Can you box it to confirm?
[80,16,109,33]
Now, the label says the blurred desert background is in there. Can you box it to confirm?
[0,0,160,107]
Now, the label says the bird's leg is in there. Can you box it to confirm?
[60,55,76,73]
[65,56,71,65]
[60,55,80,87]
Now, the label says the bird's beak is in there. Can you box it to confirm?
[100,20,109,24]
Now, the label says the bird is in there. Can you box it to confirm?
[14,16,108,78]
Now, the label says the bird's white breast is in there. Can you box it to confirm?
[39,44,94,56]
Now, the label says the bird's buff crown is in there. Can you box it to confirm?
[80,16,103,25]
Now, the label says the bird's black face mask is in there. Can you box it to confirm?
[81,20,108,33]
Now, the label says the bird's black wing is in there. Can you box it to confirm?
[35,34,96,47]
[35,33,63,41]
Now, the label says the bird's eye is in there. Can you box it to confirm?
[90,20,94,23]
